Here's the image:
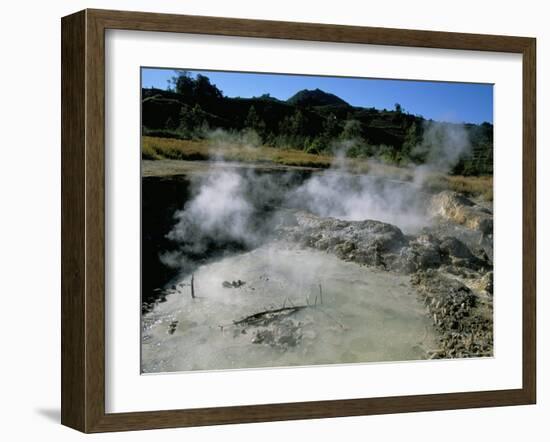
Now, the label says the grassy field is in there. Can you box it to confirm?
[424,174,493,201]
[142,136,340,169]
[142,136,492,200]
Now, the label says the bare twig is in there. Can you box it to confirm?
[191,274,195,299]
[233,305,308,327]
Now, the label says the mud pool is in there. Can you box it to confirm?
[141,162,493,372]
[141,244,437,373]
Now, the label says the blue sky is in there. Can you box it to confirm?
[142,68,493,124]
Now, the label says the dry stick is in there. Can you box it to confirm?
[233,305,308,327]
[191,274,195,299]
[314,285,345,329]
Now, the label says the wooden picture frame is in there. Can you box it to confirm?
[61,8,536,433]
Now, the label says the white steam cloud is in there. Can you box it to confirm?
[289,172,430,232]
[166,171,254,255]
[411,122,471,186]
[163,121,472,266]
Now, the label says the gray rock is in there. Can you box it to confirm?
[277,210,406,269]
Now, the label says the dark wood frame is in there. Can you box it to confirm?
[61,8,536,433]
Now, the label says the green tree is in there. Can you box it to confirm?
[170,70,195,97]
[244,105,265,134]
[193,74,223,103]
[178,104,207,137]
[288,109,306,136]
[402,122,419,158]
[170,71,223,105]
[305,137,326,154]
[322,113,338,139]
[279,110,306,139]
[341,119,362,139]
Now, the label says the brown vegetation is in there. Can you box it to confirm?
[424,174,493,201]
[142,136,492,200]
[142,136,369,170]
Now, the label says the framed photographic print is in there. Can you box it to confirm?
[61,9,536,433]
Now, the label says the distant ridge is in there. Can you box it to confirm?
[141,74,493,175]
[287,88,350,107]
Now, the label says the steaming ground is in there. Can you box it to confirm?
[143,160,431,236]
[141,244,437,373]
[141,157,493,372]
[162,161,432,263]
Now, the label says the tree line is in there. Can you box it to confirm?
[142,71,493,175]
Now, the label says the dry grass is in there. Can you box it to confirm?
[425,174,493,201]
[142,136,369,170]
[142,136,492,200]
[142,137,208,161]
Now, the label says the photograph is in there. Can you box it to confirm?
[140,68,494,374]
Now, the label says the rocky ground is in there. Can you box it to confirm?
[275,190,494,359]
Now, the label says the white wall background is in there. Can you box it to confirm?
[0,0,547,440]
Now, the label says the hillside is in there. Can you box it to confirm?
[286,88,350,107]
[141,73,493,175]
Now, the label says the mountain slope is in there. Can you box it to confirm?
[141,84,493,175]
[287,88,350,107]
